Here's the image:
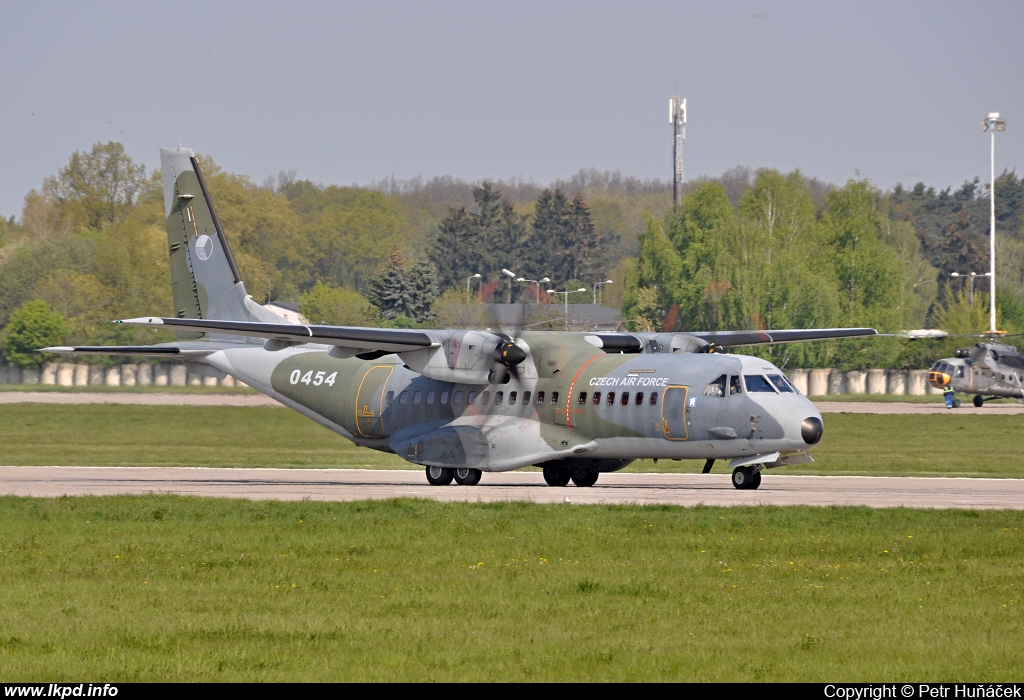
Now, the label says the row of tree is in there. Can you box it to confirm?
[1,141,1022,370]
[622,170,1024,369]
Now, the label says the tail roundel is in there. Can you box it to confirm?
[160,147,282,336]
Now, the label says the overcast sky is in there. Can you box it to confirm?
[2,0,1022,217]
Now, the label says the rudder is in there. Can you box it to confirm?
[160,147,281,335]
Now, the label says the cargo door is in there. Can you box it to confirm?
[355,366,393,438]
[661,385,690,441]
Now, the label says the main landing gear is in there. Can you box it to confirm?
[543,466,599,487]
[731,465,762,490]
[974,394,985,408]
[425,466,481,486]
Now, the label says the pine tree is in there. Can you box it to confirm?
[365,249,416,320]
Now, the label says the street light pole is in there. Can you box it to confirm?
[951,271,992,306]
[466,273,481,303]
[501,268,517,304]
[593,279,613,305]
[516,276,550,302]
[547,288,587,329]
[982,112,1006,333]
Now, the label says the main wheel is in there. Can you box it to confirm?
[571,469,599,487]
[454,467,482,486]
[974,394,984,408]
[543,466,571,487]
[732,466,755,490]
[425,466,453,486]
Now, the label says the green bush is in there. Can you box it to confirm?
[2,299,70,368]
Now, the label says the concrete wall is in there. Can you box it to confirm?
[0,360,933,395]
[0,361,241,388]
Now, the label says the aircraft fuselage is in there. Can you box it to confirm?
[205,340,822,473]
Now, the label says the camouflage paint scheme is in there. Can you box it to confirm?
[45,146,873,488]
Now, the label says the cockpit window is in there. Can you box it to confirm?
[767,374,795,393]
[729,375,742,395]
[703,374,726,397]
[744,375,777,393]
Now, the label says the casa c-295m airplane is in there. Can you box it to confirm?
[43,147,877,490]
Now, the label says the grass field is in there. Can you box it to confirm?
[0,496,1021,681]
[1,404,1022,478]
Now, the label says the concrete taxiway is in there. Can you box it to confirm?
[2,466,1022,510]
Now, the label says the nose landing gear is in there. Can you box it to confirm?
[731,465,762,490]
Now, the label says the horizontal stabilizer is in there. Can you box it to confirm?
[38,345,214,357]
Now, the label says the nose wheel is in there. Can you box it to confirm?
[731,466,762,490]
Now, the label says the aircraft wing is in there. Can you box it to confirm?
[690,327,877,347]
[117,317,437,354]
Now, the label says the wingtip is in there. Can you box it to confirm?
[118,316,165,326]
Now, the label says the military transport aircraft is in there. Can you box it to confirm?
[927,338,1024,406]
[42,146,877,490]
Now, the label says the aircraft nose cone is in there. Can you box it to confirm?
[801,417,823,445]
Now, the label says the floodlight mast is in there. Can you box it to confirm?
[982,112,1006,334]
[670,96,686,207]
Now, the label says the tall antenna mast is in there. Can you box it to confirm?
[670,96,686,207]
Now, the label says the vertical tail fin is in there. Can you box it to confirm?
[160,147,281,335]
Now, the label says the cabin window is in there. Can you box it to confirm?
[467,391,477,405]
[578,392,588,405]
[767,374,795,393]
[620,392,630,406]
[440,391,449,405]
[386,391,394,404]
[453,391,463,405]
[535,391,545,404]
[635,392,644,405]
[729,376,742,395]
[606,392,616,405]
[956,367,965,378]
[649,392,658,406]
[744,375,776,393]
[704,374,726,397]
[481,391,491,406]
[592,392,601,405]
[413,391,423,404]
[494,391,503,406]
[551,391,559,405]
[399,391,409,405]
[426,391,436,404]
[508,391,517,405]
[522,391,531,405]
